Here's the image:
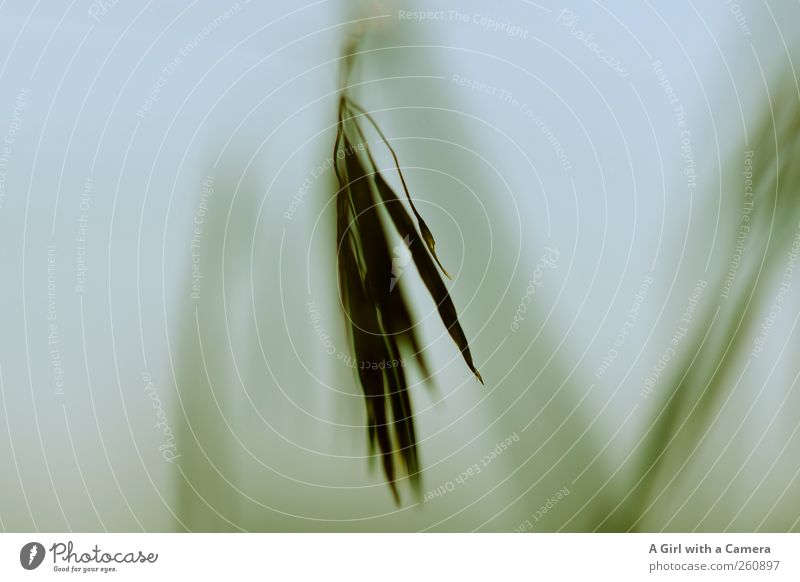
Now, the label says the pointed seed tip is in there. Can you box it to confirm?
[430,249,452,279]
[389,481,400,505]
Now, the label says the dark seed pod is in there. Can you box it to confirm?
[332,79,482,502]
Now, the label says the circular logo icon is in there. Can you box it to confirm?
[20,542,46,570]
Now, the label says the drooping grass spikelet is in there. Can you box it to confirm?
[333,68,482,500]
